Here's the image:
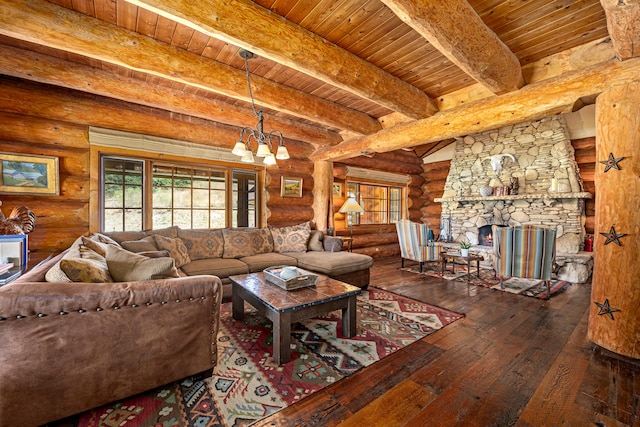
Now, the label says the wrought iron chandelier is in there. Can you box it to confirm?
[232,50,289,165]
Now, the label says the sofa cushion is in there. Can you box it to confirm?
[180,258,249,278]
[222,229,255,259]
[177,228,224,260]
[270,221,311,253]
[153,235,191,268]
[105,245,179,281]
[307,230,324,251]
[285,251,373,276]
[60,258,113,283]
[249,228,274,254]
[239,253,297,273]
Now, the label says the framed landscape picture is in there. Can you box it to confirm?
[0,152,60,196]
[333,183,342,196]
[280,176,302,197]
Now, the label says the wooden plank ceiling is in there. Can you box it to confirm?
[0,0,637,160]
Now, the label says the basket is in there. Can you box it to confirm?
[263,266,318,290]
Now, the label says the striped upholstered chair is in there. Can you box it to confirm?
[395,219,443,272]
[492,224,557,298]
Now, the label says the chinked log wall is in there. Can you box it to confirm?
[332,151,424,258]
[0,76,315,252]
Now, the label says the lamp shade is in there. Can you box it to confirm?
[232,141,247,156]
[255,143,271,157]
[263,152,276,165]
[339,194,364,214]
[275,144,290,160]
[240,150,255,163]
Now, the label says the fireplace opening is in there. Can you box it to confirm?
[478,224,505,246]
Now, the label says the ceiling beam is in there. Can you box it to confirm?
[311,57,640,161]
[0,0,382,136]
[600,0,640,59]
[381,0,524,94]
[0,43,341,146]
[125,0,439,120]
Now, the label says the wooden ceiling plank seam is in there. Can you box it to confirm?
[311,0,366,38]
[311,57,640,162]
[325,0,389,46]
[0,0,383,135]
[116,0,138,31]
[297,0,349,30]
[186,30,211,56]
[170,22,196,50]
[136,7,159,38]
[70,0,95,16]
[154,15,178,44]
[381,0,524,94]
[504,3,607,51]
[125,0,439,119]
[514,20,611,65]
[601,0,640,59]
[94,0,117,23]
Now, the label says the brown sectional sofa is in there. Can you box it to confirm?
[0,222,372,426]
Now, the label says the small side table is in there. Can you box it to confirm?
[441,252,484,281]
[341,237,353,252]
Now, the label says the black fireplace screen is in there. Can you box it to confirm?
[478,224,505,246]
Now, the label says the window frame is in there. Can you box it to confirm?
[92,147,264,233]
[345,179,407,226]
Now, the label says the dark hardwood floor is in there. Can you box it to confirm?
[254,256,640,427]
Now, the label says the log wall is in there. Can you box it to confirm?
[0,77,315,253]
[571,137,596,235]
[420,160,451,236]
[333,151,424,257]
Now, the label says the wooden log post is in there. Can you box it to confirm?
[312,160,333,232]
[589,81,640,359]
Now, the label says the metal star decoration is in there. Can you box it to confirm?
[600,226,626,246]
[594,299,620,320]
[599,152,624,172]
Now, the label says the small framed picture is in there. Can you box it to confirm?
[333,183,342,196]
[281,176,302,198]
[0,152,60,196]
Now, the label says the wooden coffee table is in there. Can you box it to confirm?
[229,272,361,365]
[441,252,485,281]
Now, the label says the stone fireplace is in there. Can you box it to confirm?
[434,115,591,255]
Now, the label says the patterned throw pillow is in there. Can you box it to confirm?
[222,229,255,259]
[177,229,224,260]
[45,236,84,283]
[249,228,274,254]
[60,258,113,283]
[270,221,312,253]
[153,235,191,268]
[81,235,119,257]
[105,245,179,281]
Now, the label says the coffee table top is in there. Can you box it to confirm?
[229,272,361,313]
[441,252,484,261]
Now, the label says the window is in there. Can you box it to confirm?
[346,182,404,225]
[101,155,259,232]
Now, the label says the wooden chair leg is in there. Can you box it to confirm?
[545,280,551,300]
[401,258,405,268]
[419,262,423,273]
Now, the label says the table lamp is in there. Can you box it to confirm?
[339,193,364,239]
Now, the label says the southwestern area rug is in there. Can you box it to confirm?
[403,265,571,299]
[64,288,463,427]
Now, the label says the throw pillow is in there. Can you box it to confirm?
[308,230,325,251]
[92,233,121,247]
[222,229,255,259]
[177,228,224,260]
[249,228,274,254]
[105,245,179,281]
[81,236,118,257]
[153,235,191,268]
[120,236,158,253]
[60,258,113,283]
[45,236,84,283]
[137,250,171,258]
[270,221,312,253]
